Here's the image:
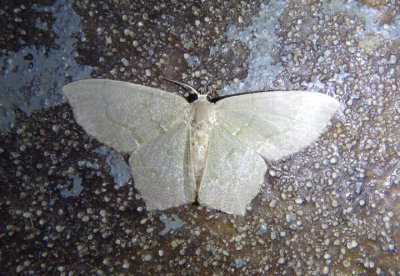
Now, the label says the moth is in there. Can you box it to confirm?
[63,79,339,215]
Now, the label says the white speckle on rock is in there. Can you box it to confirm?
[388,55,397,64]
[121,58,129,67]
[55,225,65,233]
[324,49,331,58]
[16,265,24,273]
[122,259,129,269]
[295,198,303,204]
[347,240,358,249]
[268,169,276,176]
[286,213,296,223]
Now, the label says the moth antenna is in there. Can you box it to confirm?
[163,78,201,97]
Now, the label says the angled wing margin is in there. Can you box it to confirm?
[198,126,267,216]
[215,91,339,161]
[63,79,190,153]
[129,122,196,211]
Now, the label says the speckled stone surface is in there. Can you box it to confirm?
[1,0,399,275]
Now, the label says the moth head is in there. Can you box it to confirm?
[163,78,212,103]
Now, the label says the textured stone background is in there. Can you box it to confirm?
[1,0,399,274]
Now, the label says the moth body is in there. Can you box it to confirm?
[189,95,216,187]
